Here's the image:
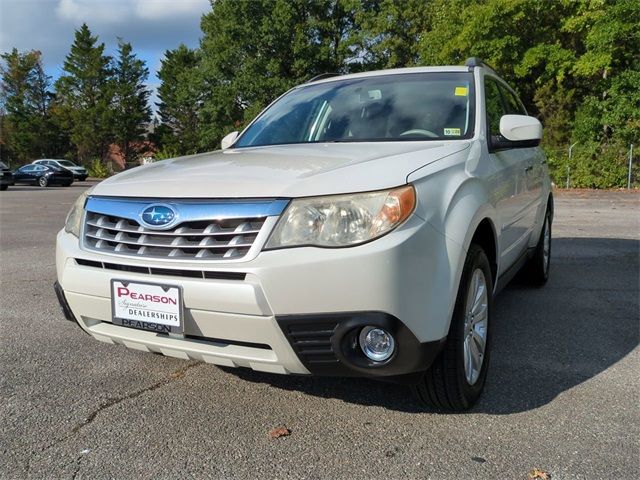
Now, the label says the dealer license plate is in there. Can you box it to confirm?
[111,280,183,334]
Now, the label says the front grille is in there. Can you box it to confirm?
[74,258,246,280]
[83,212,266,260]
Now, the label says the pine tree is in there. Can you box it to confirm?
[156,44,201,155]
[54,23,113,162]
[0,49,64,162]
[112,40,151,165]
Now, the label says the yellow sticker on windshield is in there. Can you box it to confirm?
[444,128,461,136]
[454,86,468,96]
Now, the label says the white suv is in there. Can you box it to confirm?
[55,58,552,411]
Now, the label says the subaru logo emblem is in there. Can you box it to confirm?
[140,204,177,229]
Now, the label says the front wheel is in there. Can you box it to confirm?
[0,184,7,191]
[413,244,493,411]
[38,176,48,188]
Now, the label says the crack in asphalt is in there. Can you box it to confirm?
[72,361,202,434]
[24,361,202,477]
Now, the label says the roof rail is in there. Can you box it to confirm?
[465,57,497,72]
[307,73,340,83]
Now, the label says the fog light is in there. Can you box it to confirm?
[359,327,395,362]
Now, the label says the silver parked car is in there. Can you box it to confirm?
[33,159,88,181]
[55,58,552,411]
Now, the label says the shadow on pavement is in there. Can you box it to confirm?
[223,237,639,414]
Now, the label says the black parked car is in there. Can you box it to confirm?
[13,164,74,187]
[1,161,14,191]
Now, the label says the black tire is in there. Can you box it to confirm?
[63,182,72,187]
[38,176,48,188]
[522,210,552,286]
[0,184,7,191]
[412,244,493,411]
[79,176,87,181]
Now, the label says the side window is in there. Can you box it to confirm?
[20,165,34,172]
[484,78,505,137]
[500,86,527,115]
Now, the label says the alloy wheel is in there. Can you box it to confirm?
[463,268,489,385]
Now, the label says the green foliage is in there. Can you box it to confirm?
[111,40,152,164]
[53,24,114,162]
[86,158,110,178]
[2,2,638,187]
[155,45,201,155]
[153,146,181,160]
[195,0,370,149]
[355,0,431,69]
[0,49,68,163]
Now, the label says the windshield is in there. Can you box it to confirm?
[235,72,475,148]
[0,162,7,169]
[57,160,76,167]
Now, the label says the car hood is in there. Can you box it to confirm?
[92,142,470,198]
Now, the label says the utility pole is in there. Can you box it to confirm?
[628,144,634,189]
[567,142,578,189]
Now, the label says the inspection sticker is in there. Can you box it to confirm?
[444,128,461,136]
[454,86,468,96]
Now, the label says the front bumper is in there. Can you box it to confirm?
[56,214,460,379]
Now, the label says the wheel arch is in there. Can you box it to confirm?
[418,174,500,339]
[468,218,498,286]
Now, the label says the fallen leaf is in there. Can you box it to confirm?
[528,468,551,479]
[268,427,291,439]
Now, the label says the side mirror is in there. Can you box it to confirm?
[499,114,542,142]
[490,115,542,151]
[221,131,239,150]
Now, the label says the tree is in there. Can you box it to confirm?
[356,0,433,69]
[0,49,64,163]
[112,40,151,164]
[155,44,201,155]
[54,24,113,162]
[195,0,373,150]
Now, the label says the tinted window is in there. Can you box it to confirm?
[236,72,476,147]
[57,160,76,167]
[500,86,527,115]
[484,78,505,137]
[19,165,35,172]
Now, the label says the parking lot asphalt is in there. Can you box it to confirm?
[1,183,638,479]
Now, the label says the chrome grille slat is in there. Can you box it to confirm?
[85,219,261,237]
[84,211,265,260]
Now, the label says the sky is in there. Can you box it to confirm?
[0,0,212,111]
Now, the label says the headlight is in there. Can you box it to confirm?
[65,189,91,237]
[265,185,416,249]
